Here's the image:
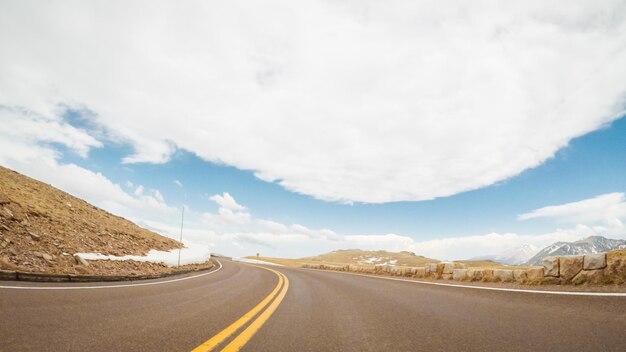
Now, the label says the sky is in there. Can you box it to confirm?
[1,1,626,260]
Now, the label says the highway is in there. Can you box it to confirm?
[1,259,625,351]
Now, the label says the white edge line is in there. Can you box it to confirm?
[304,267,626,297]
[0,259,222,290]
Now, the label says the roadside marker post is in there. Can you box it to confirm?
[177,206,185,267]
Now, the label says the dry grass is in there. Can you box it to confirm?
[246,249,439,268]
[300,249,439,267]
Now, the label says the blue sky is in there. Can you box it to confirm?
[48,111,626,257]
[1,1,626,260]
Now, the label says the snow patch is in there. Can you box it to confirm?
[76,244,211,267]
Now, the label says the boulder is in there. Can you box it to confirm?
[28,231,40,241]
[583,253,606,270]
[435,263,446,276]
[513,269,527,281]
[605,250,626,283]
[543,257,559,277]
[452,269,468,281]
[2,207,13,219]
[74,254,90,266]
[0,256,18,270]
[482,269,495,281]
[425,263,438,278]
[493,269,514,282]
[525,268,544,280]
[559,255,583,281]
[572,269,608,285]
[414,267,426,278]
[442,263,455,274]
[442,273,453,280]
[467,269,484,281]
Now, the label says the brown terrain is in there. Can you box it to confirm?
[248,249,441,268]
[0,166,212,277]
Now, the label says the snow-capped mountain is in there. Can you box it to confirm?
[525,236,626,266]
[471,244,539,265]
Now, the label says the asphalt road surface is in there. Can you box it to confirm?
[1,259,625,351]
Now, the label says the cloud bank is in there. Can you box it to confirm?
[2,1,626,202]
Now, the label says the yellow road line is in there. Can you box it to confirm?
[192,265,288,352]
[221,270,289,352]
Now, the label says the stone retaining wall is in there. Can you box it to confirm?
[0,263,214,283]
[302,249,626,285]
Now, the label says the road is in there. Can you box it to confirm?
[1,259,625,351]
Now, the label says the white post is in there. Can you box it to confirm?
[177,206,185,267]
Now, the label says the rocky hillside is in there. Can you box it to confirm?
[0,166,202,276]
[525,236,626,266]
[301,249,440,267]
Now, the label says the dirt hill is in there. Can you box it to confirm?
[301,249,440,266]
[249,249,440,268]
[0,166,208,276]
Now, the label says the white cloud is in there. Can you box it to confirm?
[518,192,626,227]
[210,192,246,212]
[174,179,183,187]
[2,1,625,203]
[134,185,144,196]
[0,108,178,229]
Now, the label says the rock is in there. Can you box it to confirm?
[1,223,9,231]
[28,231,40,241]
[605,250,626,283]
[452,269,468,281]
[482,269,495,281]
[493,269,514,282]
[442,273,453,280]
[2,207,13,219]
[583,253,606,270]
[414,267,426,278]
[442,263,456,274]
[74,254,90,266]
[0,257,18,270]
[42,253,53,261]
[543,256,559,277]
[525,268,544,280]
[1,241,6,248]
[572,269,608,285]
[513,269,527,281]
[436,262,445,273]
[559,255,583,281]
[454,262,467,269]
[467,269,484,281]
[425,263,438,277]
[32,251,44,258]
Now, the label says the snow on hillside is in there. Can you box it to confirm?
[525,236,626,266]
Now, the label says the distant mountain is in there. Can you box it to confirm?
[525,236,626,266]
[471,244,539,265]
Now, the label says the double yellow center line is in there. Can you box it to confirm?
[192,266,289,352]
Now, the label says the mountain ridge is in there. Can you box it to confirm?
[525,236,626,266]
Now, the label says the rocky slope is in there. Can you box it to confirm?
[0,166,210,276]
[525,236,626,266]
